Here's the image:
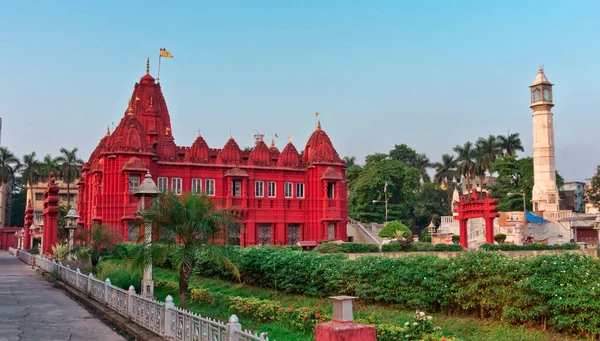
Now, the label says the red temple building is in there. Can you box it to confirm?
[78,61,348,246]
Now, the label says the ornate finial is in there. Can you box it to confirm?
[146,58,150,74]
[317,120,321,130]
[259,133,264,142]
[271,138,275,147]
[150,96,153,106]
[165,127,171,135]
[230,130,232,138]
[198,129,201,137]
[106,126,111,136]
[539,64,544,71]
[127,100,134,115]
[288,136,292,143]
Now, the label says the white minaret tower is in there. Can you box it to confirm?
[530,66,559,213]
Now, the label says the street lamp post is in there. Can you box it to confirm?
[372,182,389,223]
[65,208,80,258]
[135,171,160,299]
[508,189,527,219]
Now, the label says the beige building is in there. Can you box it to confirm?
[0,182,12,229]
[26,179,79,225]
[460,176,495,193]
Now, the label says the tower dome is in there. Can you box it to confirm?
[303,122,341,164]
[269,139,280,160]
[278,141,301,168]
[185,134,210,161]
[249,138,271,165]
[218,137,241,164]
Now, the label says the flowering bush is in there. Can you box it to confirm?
[154,279,178,296]
[190,288,214,305]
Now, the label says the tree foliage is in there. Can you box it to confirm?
[378,220,412,238]
[586,165,600,210]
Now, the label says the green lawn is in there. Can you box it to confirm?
[98,258,583,341]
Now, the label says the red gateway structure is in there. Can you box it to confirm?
[78,61,348,246]
[453,189,500,248]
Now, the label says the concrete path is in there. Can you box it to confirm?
[0,252,125,341]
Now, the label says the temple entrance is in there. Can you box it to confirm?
[327,223,335,240]
[453,189,499,248]
[258,224,271,245]
[228,224,241,245]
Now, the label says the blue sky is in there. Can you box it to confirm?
[1,1,599,182]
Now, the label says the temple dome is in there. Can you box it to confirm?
[278,141,301,168]
[269,139,280,159]
[302,125,341,164]
[218,138,241,164]
[249,139,271,165]
[185,134,210,161]
[122,157,148,172]
[105,114,151,153]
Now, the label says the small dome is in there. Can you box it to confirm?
[269,139,280,159]
[278,141,301,167]
[185,134,210,161]
[218,137,241,164]
[531,67,551,86]
[249,140,270,165]
[122,157,147,172]
[303,127,341,164]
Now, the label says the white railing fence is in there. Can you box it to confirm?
[8,247,17,255]
[11,253,271,341]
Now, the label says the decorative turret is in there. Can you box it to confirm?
[217,137,241,164]
[303,123,342,165]
[185,133,210,162]
[105,112,151,153]
[269,138,280,160]
[278,140,301,168]
[122,157,148,172]
[249,138,271,165]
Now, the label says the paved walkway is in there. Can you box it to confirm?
[0,252,125,341]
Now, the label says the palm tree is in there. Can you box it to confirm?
[343,156,356,167]
[138,192,239,308]
[55,147,84,205]
[39,154,59,182]
[433,154,458,214]
[414,153,431,183]
[497,133,524,158]
[21,152,40,210]
[453,142,477,190]
[0,147,20,184]
[476,135,499,174]
[77,224,122,273]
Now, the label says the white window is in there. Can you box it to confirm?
[284,182,293,198]
[128,175,140,194]
[296,183,304,198]
[172,178,182,195]
[255,181,264,197]
[205,179,215,196]
[192,178,202,193]
[267,182,276,198]
[158,177,168,193]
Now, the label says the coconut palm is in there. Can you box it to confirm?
[55,147,84,205]
[476,135,499,174]
[138,192,239,308]
[21,152,40,210]
[39,154,59,182]
[433,154,458,214]
[414,153,431,183]
[453,142,477,189]
[343,156,356,167]
[0,147,20,184]
[497,133,524,158]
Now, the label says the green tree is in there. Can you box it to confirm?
[412,182,448,229]
[20,152,39,210]
[77,224,122,273]
[378,220,411,238]
[365,153,388,165]
[9,176,26,226]
[476,135,500,173]
[490,156,563,211]
[0,147,20,184]
[39,154,59,182]
[55,147,84,205]
[496,133,524,158]
[414,153,432,183]
[433,154,458,214]
[343,156,356,167]
[349,159,420,223]
[585,165,600,210]
[138,192,239,308]
[453,141,477,188]
[389,144,419,167]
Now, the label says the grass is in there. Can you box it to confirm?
[98,258,584,341]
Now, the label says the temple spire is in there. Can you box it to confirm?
[106,126,111,136]
[317,120,321,130]
[271,138,275,147]
[146,57,150,74]
[127,100,134,115]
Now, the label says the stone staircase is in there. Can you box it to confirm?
[347,219,384,245]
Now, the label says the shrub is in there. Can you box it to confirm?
[421,235,432,243]
[407,242,434,252]
[480,243,580,251]
[98,261,142,292]
[32,237,41,248]
[190,288,214,305]
[433,244,463,252]
[451,235,460,243]
[378,221,412,239]
[154,279,178,296]
[315,242,379,254]
[314,242,343,254]
[29,247,40,255]
[381,241,405,252]
[494,234,507,244]
[111,243,142,260]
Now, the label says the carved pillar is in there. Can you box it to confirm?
[42,173,60,255]
[459,219,468,248]
[23,200,34,250]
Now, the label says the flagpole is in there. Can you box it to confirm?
[157,55,162,82]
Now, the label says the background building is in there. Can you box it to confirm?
[559,182,585,213]
[26,179,79,226]
[78,62,348,246]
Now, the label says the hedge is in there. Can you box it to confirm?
[193,246,599,338]
[381,242,463,252]
[314,242,380,254]
[479,243,579,251]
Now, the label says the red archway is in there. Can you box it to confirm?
[453,189,500,248]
